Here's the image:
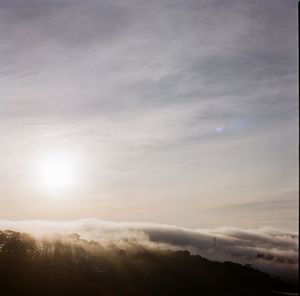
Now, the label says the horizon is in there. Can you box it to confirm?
[0,218,298,283]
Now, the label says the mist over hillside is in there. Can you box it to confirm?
[0,226,298,296]
[0,219,298,286]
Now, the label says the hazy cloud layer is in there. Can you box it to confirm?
[0,0,298,228]
[0,219,298,282]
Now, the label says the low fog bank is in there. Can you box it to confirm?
[0,219,298,283]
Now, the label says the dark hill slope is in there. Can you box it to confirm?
[0,230,297,296]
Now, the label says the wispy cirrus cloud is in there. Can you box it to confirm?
[0,0,298,228]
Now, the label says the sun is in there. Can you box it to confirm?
[38,153,75,194]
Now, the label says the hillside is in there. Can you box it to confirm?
[0,230,297,296]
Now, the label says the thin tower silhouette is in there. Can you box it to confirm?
[213,236,217,249]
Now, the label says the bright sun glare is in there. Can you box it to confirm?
[38,153,75,194]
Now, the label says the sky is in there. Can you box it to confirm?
[0,0,298,229]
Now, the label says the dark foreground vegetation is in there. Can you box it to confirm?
[0,230,297,296]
